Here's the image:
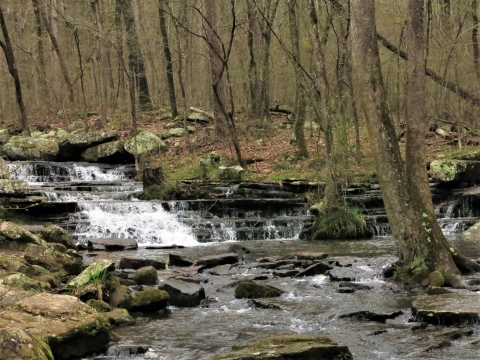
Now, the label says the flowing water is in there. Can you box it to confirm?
[7,161,480,359]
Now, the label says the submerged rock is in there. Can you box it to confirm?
[4,136,59,161]
[212,335,352,360]
[412,293,480,325]
[106,344,149,357]
[234,281,283,299]
[160,278,206,307]
[339,310,403,323]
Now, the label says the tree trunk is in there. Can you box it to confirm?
[0,4,30,136]
[288,0,308,158]
[204,0,245,167]
[118,0,152,111]
[351,0,480,286]
[115,0,126,111]
[33,0,74,104]
[158,0,178,118]
[472,0,480,79]
[32,0,48,104]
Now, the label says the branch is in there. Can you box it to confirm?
[377,32,480,107]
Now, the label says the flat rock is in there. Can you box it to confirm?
[273,269,300,277]
[234,281,283,299]
[295,252,328,261]
[328,266,367,282]
[197,253,239,269]
[0,291,111,360]
[87,237,137,251]
[119,257,165,270]
[209,264,236,276]
[339,310,403,323]
[107,344,149,357]
[160,278,206,307]
[212,335,352,360]
[295,262,332,277]
[412,293,480,325]
[169,253,194,267]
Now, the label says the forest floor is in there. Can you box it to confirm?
[28,108,479,185]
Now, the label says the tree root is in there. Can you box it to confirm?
[453,252,480,274]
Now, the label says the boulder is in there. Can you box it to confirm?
[106,308,136,326]
[451,150,480,161]
[40,224,77,250]
[295,262,331,277]
[234,281,283,299]
[197,253,239,269]
[430,159,480,182]
[124,130,167,163]
[67,120,86,132]
[58,130,118,160]
[3,136,58,161]
[67,259,115,289]
[0,222,44,251]
[0,328,52,360]
[81,140,134,164]
[0,179,29,196]
[0,292,111,360]
[168,128,186,137]
[87,237,137,251]
[217,165,244,181]
[460,220,480,241]
[328,266,366,282]
[119,257,165,270]
[212,335,352,360]
[339,310,403,323]
[132,266,158,285]
[0,157,10,179]
[247,299,283,310]
[109,285,132,308]
[160,278,206,307]
[86,299,112,312]
[0,272,51,291]
[169,253,195,267]
[24,243,83,275]
[188,112,210,123]
[119,289,170,313]
[0,128,9,145]
[412,293,480,325]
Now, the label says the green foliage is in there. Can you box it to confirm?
[85,267,108,286]
[312,206,371,240]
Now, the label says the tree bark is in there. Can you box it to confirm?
[0,4,30,136]
[118,0,153,111]
[288,0,308,158]
[32,0,48,103]
[115,0,126,111]
[33,0,74,104]
[472,0,480,79]
[204,0,245,167]
[351,0,480,285]
[158,0,178,118]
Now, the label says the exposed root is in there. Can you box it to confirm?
[453,252,480,274]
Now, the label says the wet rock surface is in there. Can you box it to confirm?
[87,237,138,251]
[160,278,206,307]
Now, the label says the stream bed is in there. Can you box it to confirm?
[6,161,480,359]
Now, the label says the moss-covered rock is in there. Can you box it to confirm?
[124,130,167,164]
[87,299,112,312]
[67,121,86,132]
[430,159,480,182]
[0,292,112,360]
[0,129,9,145]
[24,243,83,275]
[0,273,51,291]
[40,224,77,250]
[0,328,53,360]
[109,285,132,308]
[0,157,10,179]
[218,165,244,180]
[0,221,43,251]
[120,289,170,313]
[67,259,114,290]
[81,140,133,164]
[234,281,283,299]
[0,179,29,196]
[311,207,372,240]
[3,136,58,161]
[212,335,352,360]
[106,308,136,326]
[132,266,158,285]
[58,130,119,160]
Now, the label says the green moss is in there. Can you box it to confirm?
[141,182,178,200]
[311,207,372,240]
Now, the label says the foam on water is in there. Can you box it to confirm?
[74,202,199,247]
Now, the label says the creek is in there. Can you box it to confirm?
[7,161,480,359]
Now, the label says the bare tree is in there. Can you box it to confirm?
[158,0,178,118]
[0,4,30,136]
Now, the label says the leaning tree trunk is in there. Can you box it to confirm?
[288,0,308,158]
[0,4,30,136]
[351,0,480,286]
[118,0,153,111]
[158,0,178,118]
